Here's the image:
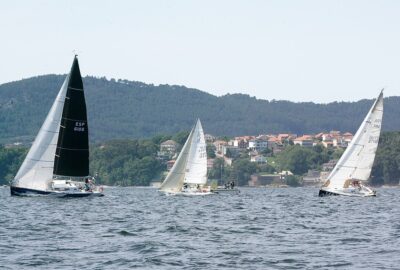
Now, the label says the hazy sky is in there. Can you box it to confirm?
[1,0,399,102]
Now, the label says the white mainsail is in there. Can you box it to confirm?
[324,91,384,189]
[184,119,207,185]
[12,75,70,191]
[159,119,207,193]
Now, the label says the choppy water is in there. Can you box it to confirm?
[1,186,400,269]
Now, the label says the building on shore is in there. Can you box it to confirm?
[293,135,314,147]
[303,170,323,186]
[248,138,268,151]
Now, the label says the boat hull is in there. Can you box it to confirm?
[178,191,215,196]
[10,186,104,197]
[319,188,376,197]
[161,190,215,196]
[318,189,339,197]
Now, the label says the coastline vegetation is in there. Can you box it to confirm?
[1,131,399,186]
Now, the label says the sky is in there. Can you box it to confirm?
[1,0,399,102]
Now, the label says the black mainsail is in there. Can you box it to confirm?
[53,56,89,177]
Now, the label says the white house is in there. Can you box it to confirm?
[160,140,178,155]
[248,139,268,151]
[250,155,267,163]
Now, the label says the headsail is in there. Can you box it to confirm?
[324,91,384,189]
[159,126,195,193]
[12,75,70,191]
[53,57,89,177]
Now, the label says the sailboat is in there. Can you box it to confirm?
[10,56,104,197]
[319,90,384,197]
[159,119,213,196]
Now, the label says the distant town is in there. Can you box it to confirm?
[156,130,354,187]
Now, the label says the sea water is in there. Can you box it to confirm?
[1,186,400,269]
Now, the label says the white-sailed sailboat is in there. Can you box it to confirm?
[159,119,212,195]
[319,90,384,197]
[10,56,103,197]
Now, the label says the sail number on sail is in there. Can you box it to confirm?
[368,136,379,144]
[373,118,382,129]
[198,146,206,158]
[74,122,86,132]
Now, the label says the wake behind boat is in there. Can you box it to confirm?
[10,56,103,197]
[319,90,384,197]
[159,119,214,196]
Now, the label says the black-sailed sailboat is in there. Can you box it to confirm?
[10,56,104,197]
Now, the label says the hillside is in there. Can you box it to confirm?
[1,75,400,142]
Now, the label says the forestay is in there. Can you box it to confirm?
[326,91,384,189]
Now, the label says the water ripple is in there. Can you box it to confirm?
[1,186,400,269]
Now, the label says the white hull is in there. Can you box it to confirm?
[160,188,215,196]
[165,191,215,196]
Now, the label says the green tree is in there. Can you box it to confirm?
[207,144,216,158]
[232,159,258,186]
[371,132,400,185]
[172,131,190,146]
[276,145,316,175]
[208,158,224,181]
[285,175,301,187]
[0,146,27,185]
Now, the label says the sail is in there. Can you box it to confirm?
[184,119,207,185]
[53,57,89,177]
[159,127,195,193]
[325,91,384,189]
[12,76,70,191]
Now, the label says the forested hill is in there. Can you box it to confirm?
[1,75,400,143]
